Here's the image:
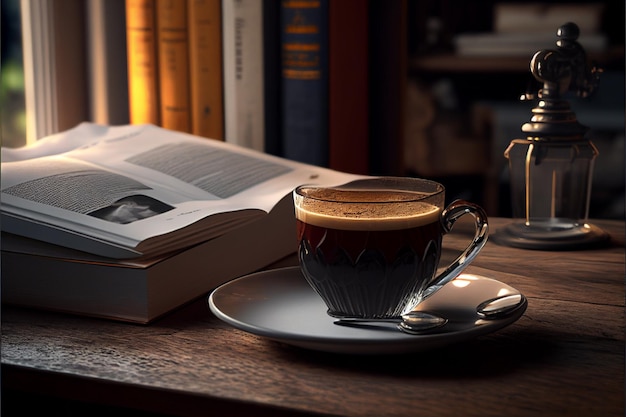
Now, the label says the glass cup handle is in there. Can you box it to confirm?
[421,199,489,300]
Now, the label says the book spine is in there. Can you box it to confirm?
[156,0,191,132]
[262,0,282,156]
[187,0,224,140]
[221,0,265,151]
[280,0,328,166]
[367,0,406,176]
[125,0,160,125]
[328,0,368,174]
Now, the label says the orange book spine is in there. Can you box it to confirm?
[156,0,191,132]
[125,0,160,125]
[187,0,224,140]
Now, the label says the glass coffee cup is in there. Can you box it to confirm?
[293,177,488,334]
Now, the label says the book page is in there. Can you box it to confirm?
[2,157,175,220]
[1,123,363,257]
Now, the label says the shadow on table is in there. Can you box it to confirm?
[266,325,561,379]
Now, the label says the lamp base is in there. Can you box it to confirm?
[492,220,610,250]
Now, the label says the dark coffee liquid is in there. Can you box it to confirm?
[296,218,443,319]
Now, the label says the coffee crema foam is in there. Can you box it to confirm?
[295,189,441,231]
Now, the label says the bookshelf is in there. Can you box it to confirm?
[404,0,625,217]
[22,1,623,219]
[409,47,626,74]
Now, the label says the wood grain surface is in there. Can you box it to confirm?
[2,218,624,417]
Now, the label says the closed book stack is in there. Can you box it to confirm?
[0,122,363,323]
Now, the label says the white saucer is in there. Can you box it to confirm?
[208,267,527,355]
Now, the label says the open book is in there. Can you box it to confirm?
[1,123,362,259]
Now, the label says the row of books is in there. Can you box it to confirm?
[125,0,225,141]
[125,0,405,175]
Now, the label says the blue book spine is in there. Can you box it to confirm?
[280,0,328,166]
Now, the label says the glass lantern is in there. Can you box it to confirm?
[494,22,609,249]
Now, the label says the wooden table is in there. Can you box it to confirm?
[2,218,624,417]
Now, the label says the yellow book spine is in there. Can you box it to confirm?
[125,0,160,125]
[188,0,224,140]
[156,0,191,132]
